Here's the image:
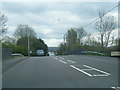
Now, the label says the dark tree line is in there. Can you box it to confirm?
[2,24,48,56]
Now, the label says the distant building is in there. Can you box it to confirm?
[48,47,59,51]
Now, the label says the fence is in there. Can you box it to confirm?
[2,48,12,62]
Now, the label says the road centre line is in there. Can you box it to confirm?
[111,87,120,90]
[54,58,58,60]
[59,60,66,64]
[60,57,64,59]
[70,65,93,77]
[67,60,76,63]
[111,87,116,89]
[84,65,111,76]
[111,87,116,90]
[51,56,59,60]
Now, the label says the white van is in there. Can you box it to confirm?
[37,50,44,56]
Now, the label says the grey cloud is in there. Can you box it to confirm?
[2,2,118,47]
[2,2,47,14]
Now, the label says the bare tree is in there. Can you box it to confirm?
[14,24,36,39]
[94,10,116,49]
[75,27,87,44]
[83,34,100,46]
[0,11,7,35]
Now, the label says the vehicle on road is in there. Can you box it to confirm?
[37,49,44,56]
[12,53,24,58]
[48,52,55,56]
[12,53,24,56]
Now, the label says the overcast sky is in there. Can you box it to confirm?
[1,1,118,47]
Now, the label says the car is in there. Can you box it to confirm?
[48,52,55,56]
[12,53,24,57]
[37,49,44,56]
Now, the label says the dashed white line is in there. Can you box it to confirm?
[70,65,93,77]
[61,57,65,60]
[54,58,58,60]
[51,56,58,60]
[59,60,66,64]
[111,87,120,90]
[68,60,76,63]
[111,87,116,88]
[84,65,111,76]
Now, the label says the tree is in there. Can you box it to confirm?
[17,37,48,56]
[113,38,120,51]
[57,43,68,55]
[58,28,83,55]
[75,27,87,44]
[0,11,7,35]
[14,25,48,56]
[14,24,36,39]
[0,11,7,41]
[66,28,77,47]
[94,10,116,50]
[38,38,48,55]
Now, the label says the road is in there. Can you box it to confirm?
[2,55,118,88]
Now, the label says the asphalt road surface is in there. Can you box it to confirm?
[2,55,118,88]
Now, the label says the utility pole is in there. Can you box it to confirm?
[63,34,66,44]
[28,33,30,56]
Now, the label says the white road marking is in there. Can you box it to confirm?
[93,74,109,76]
[111,87,120,89]
[68,60,76,63]
[61,57,65,60]
[84,65,111,76]
[59,60,66,64]
[81,69,93,71]
[54,58,58,60]
[70,65,93,77]
[51,56,58,60]
[111,87,116,89]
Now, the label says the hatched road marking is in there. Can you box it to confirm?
[70,65,93,77]
[70,64,111,77]
[84,65,111,76]
[52,56,111,77]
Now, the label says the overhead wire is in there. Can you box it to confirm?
[83,2,120,28]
